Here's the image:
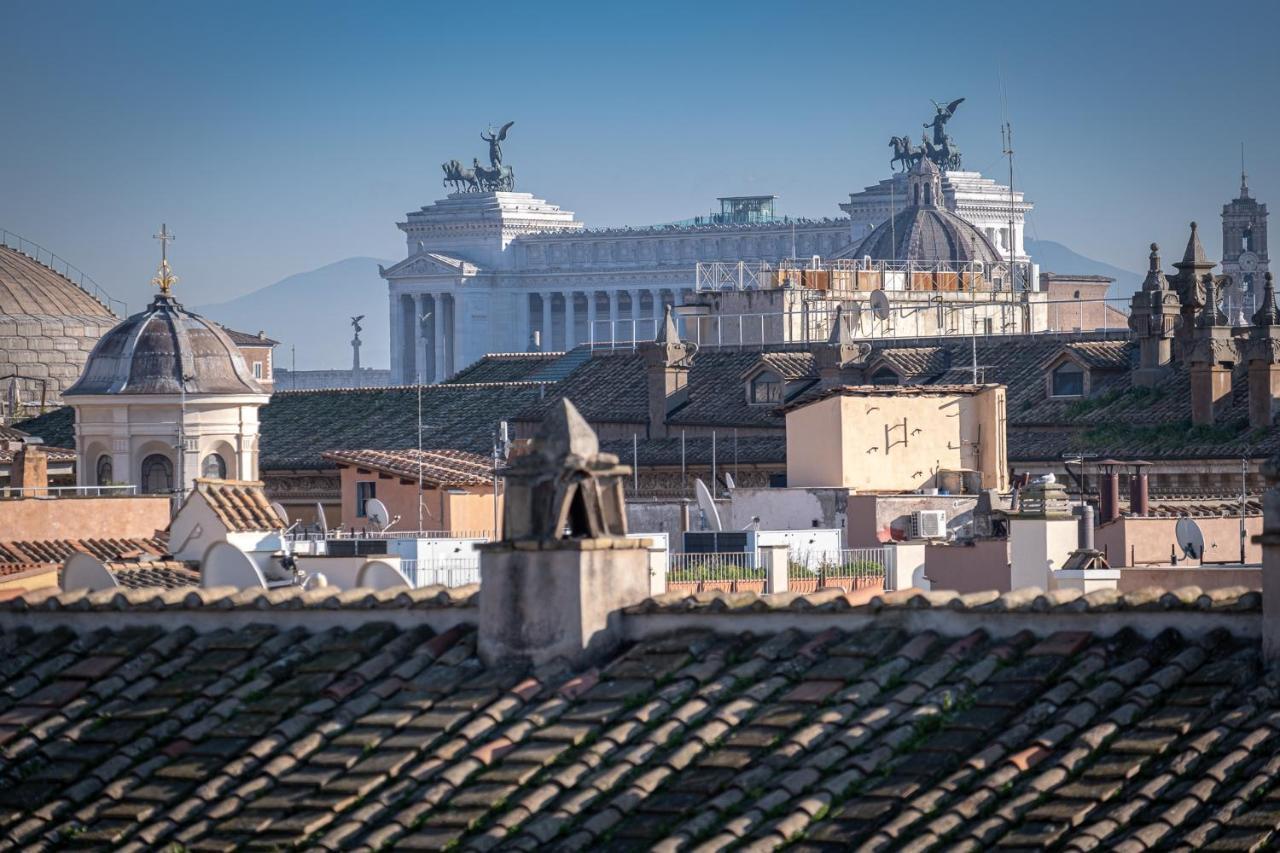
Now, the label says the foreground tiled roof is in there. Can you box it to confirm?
[190,479,285,533]
[445,352,565,384]
[1,584,1276,851]
[323,448,494,487]
[0,537,166,577]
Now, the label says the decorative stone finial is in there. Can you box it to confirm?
[500,398,630,542]
[1253,272,1280,328]
[1141,243,1169,292]
[1197,273,1228,328]
[655,304,679,346]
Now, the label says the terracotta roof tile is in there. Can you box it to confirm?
[323,448,493,487]
[189,479,285,532]
[0,537,166,576]
[0,584,1270,850]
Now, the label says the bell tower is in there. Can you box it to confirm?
[1222,163,1269,304]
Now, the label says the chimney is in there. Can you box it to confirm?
[1098,459,1121,524]
[478,399,651,669]
[1128,460,1150,517]
[12,439,48,496]
[641,306,691,439]
[1188,274,1238,425]
[1246,273,1280,428]
[1077,503,1095,551]
[1008,480,1077,591]
[1262,453,1280,663]
[1128,243,1180,386]
[814,305,870,387]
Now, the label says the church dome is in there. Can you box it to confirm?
[65,293,265,397]
[0,242,120,416]
[852,159,1003,267]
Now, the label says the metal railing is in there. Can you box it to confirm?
[286,528,493,542]
[0,229,126,316]
[0,484,139,499]
[695,258,1033,293]
[400,557,481,588]
[667,551,765,592]
[787,547,887,594]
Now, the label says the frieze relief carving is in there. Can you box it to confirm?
[1187,337,1239,367]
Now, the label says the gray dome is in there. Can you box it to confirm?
[65,294,265,396]
[853,207,1004,267]
[852,157,1003,267]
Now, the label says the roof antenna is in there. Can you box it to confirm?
[1241,142,1250,197]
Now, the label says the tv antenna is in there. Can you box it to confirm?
[1001,121,1015,266]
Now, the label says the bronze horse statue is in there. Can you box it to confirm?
[473,158,515,192]
[889,136,923,173]
[442,159,478,193]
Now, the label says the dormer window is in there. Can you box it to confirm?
[750,370,783,404]
[870,367,900,386]
[1051,362,1085,397]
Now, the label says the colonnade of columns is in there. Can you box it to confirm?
[522,287,695,352]
[407,292,454,384]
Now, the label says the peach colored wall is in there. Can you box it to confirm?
[786,388,1006,493]
[0,496,170,541]
[1095,516,1261,567]
[337,468,496,535]
[1118,567,1259,593]
[924,539,1011,594]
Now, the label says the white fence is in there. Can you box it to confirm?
[400,557,481,588]
[0,484,139,499]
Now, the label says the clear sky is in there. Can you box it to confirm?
[1,0,1277,314]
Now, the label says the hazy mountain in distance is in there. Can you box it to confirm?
[196,257,393,370]
[1027,239,1142,295]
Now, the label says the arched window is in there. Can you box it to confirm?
[1051,362,1085,397]
[141,454,174,494]
[871,367,900,386]
[95,454,113,486]
[749,370,783,404]
[201,453,228,479]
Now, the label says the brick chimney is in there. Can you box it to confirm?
[1245,273,1280,429]
[1128,243,1181,386]
[641,305,691,438]
[12,439,48,496]
[814,305,870,387]
[1187,274,1238,426]
[1261,453,1280,663]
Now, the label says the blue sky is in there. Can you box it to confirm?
[1,0,1277,315]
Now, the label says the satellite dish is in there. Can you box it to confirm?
[201,541,268,589]
[356,559,411,591]
[62,552,119,592]
[365,498,391,530]
[724,472,736,491]
[870,290,891,321]
[270,501,290,526]
[694,478,723,532]
[1175,517,1205,560]
[314,502,329,535]
[301,572,329,590]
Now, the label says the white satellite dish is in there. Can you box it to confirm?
[201,541,268,589]
[1175,517,1205,560]
[314,501,329,535]
[270,501,290,526]
[365,498,391,530]
[356,559,411,591]
[870,289,892,321]
[694,478,723,532]
[62,552,119,593]
[724,472,736,491]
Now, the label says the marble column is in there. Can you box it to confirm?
[516,291,530,353]
[586,291,598,346]
[630,289,643,341]
[541,293,553,351]
[608,290,620,343]
[433,298,446,383]
[564,290,576,349]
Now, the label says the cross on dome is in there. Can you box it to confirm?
[151,223,178,296]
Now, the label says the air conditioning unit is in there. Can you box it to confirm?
[910,510,947,539]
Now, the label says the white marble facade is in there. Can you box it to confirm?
[384,174,1035,384]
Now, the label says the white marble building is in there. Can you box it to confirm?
[383,173,1034,384]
